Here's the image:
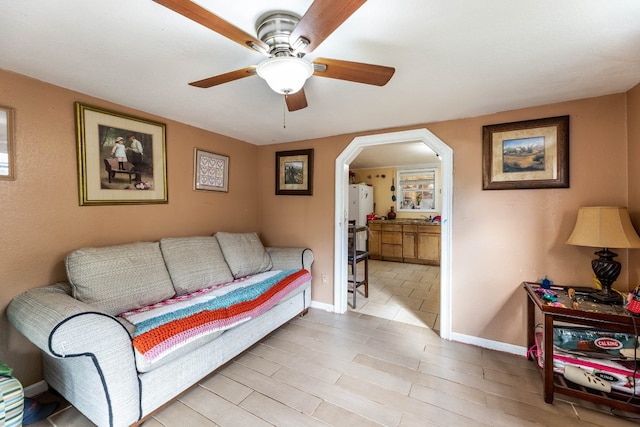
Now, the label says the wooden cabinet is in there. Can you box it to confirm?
[417,225,440,265]
[402,225,417,261]
[368,221,440,265]
[381,224,403,261]
[368,223,381,259]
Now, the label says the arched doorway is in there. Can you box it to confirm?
[334,129,453,339]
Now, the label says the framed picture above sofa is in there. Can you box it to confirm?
[0,105,15,180]
[194,148,229,192]
[275,149,314,196]
[75,102,168,205]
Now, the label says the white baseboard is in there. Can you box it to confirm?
[309,300,334,312]
[23,380,48,398]
[450,332,528,357]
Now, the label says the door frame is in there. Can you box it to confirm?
[333,128,453,339]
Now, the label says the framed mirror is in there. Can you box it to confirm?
[0,106,15,180]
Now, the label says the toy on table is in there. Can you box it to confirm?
[534,287,557,301]
[533,287,566,307]
[567,288,580,309]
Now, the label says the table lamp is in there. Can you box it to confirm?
[566,206,640,304]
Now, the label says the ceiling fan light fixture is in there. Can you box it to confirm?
[256,56,313,95]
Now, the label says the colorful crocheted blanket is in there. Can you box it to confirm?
[120,269,310,365]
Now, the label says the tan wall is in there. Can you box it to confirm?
[259,93,631,346]
[2,66,636,387]
[628,82,640,285]
[0,70,261,385]
[351,167,395,218]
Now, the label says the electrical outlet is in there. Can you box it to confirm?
[321,274,328,285]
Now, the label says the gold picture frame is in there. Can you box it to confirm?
[482,115,569,190]
[275,149,314,196]
[0,105,15,180]
[75,102,168,205]
[194,148,229,192]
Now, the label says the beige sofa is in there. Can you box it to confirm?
[8,232,313,427]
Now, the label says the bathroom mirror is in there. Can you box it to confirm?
[0,106,15,180]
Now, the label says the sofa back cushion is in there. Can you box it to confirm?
[160,236,234,295]
[66,242,175,315]
[214,232,272,279]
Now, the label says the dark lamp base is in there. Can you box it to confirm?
[590,289,623,304]
[590,247,623,305]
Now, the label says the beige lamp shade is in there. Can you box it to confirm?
[566,206,640,248]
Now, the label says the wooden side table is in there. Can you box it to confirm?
[523,281,640,413]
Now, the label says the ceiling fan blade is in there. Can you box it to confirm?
[289,0,367,53]
[312,58,395,86]
[189,66,256,88]
[286,90,308,111]
[154,0,268,53]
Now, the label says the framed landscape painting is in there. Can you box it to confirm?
[75,102,168,205]
[275,149,314,196]
[482,115,569,190]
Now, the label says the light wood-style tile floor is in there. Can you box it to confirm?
[32,309,639,426]
[348,260,440,333]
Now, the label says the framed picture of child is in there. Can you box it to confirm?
[75,102,168,205]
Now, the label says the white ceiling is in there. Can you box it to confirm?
[1,1,640,147]
[350,142,438,169]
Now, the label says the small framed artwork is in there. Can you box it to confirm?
[276,149,314,196]
[0,106,15,180]
[482,115,569,190]
[75,102,168,205]
[194,148,229,192]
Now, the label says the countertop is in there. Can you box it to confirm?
[368,219,441,226]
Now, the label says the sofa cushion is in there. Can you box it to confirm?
[214,232,272,279]
[159,236,234,295]
[66,242,175,315]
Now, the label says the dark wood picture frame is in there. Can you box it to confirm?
[276,149,314,196]
[482,115,569,190]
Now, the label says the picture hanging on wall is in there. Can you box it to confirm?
[275,149,314,196]
[194,148,229,192]
[0,105,15,180]
[482,115,569,190]
[75,102,168,205]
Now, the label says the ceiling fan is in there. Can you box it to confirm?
[153,0,395,111]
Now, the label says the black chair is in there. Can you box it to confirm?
[347,220,369,308]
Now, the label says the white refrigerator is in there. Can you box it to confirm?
[349,184,374,226]
[349,184,374,251]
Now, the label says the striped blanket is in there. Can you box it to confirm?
[120,269,310,367]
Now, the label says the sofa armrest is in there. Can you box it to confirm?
[8,283,119,354]
[7,282,135,360]
[266,247,314,271]
[8,283,141,426]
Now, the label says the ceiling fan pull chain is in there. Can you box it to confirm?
[283,95,287,128]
